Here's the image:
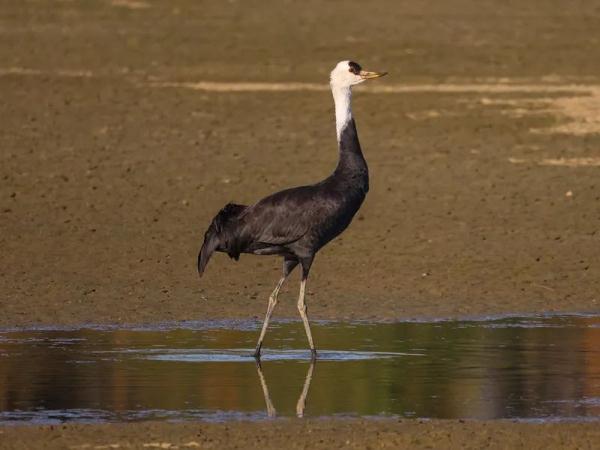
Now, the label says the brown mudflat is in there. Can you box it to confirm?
[1,0,599,327]
[1,0,599,447]
[2,420,600,450]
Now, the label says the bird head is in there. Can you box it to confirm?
[329,60,387,89]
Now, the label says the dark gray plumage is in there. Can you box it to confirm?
[198,119,367,274]
[197,60,386,358]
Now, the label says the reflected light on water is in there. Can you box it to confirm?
[0,315,599,424]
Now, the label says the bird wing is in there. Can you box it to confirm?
[238,185,327,246]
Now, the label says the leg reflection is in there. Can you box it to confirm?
[255,359,316,418]
[255,359,276,417]
[296,359,315,418]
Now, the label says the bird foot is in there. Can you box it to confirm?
[310,349,317,360]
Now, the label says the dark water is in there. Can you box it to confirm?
[0,315,599,424]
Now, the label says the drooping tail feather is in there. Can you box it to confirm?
[197,229,220,277]
[197,203,247,277]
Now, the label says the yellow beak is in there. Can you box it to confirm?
[359,70,388,80]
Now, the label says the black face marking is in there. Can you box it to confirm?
[348,61,362,74]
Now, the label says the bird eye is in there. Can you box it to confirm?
[348,61,361,74]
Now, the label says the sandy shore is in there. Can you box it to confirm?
[2,0,600,328]
[2,419,600,449]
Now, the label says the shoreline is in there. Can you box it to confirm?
[0,309,598,332]
[2,419,599,449]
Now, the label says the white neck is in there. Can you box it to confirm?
[331,85,352,141]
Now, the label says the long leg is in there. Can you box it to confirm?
[254,256,298,358]
[298,256,317,359]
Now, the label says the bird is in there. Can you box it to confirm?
[197,60,387,359]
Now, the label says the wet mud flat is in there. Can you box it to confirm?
[2,419,600,450]
[2,0,600,328]
[1,315,598,424]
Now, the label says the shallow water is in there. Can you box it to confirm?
[0,315,598,424]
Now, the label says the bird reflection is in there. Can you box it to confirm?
[255,359,315,418]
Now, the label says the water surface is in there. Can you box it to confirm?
[0,315,598,423]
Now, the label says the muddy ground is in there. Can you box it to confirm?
[2,419,600,449]
[2,0,600,327]
[1,0,600,447]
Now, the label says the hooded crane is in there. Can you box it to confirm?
[198,60,386,359]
